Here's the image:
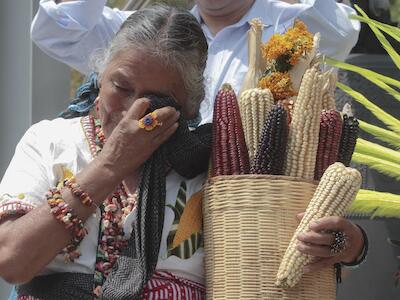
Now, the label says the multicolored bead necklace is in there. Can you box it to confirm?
[82,115,137,297]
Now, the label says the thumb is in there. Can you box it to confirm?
[296,212,305,221]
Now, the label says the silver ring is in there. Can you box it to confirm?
[330,231,347,255]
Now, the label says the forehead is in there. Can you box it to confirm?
[105,48,184,94]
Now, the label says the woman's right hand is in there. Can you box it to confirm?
[97,98,180,181]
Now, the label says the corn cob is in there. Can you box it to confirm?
[277,97,295,124]
[314,109,343,180]
[284,66,324,180]
[276,162,362,288]
[239,88,275,161]
[321,72,337,110]
[337,114,359,167]
[212,83,250,176]
[251,105,288,174]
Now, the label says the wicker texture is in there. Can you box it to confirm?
[203,175,335,300]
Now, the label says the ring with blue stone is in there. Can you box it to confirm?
[138,112,162,131]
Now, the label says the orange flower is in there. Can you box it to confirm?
[261,20,313,67]
[258,72,297,101]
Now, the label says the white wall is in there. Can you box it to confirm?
[0,0,70,298]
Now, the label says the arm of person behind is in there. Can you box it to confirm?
[298,0,361,61]
[31,0,132,74]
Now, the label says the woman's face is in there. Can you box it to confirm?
[98,48,189,136]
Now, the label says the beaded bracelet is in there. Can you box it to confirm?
[63,177,97,209]
[46,188,88,262]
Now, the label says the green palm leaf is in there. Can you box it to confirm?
[358,120,400,149]
[353,5,400,69]
[325,57,400,89]
[352,152,400,180]
[325,58,400,102]
[348,189,400,218]
[355,138,400,164]
[337,82,400,134]
[349,14,400,42]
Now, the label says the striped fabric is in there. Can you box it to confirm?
[141,271,205,300]
[18,271,205,300]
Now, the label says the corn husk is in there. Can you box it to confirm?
[240,18,265,97]
[289,33,321,93]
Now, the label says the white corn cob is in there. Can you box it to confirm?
[321,72,337,110]
[284,66,324,180]
[276,162,362,288]
[239,88,275,160]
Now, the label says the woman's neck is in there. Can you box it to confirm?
[199,0,255,36]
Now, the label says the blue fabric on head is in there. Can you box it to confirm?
[59,72,99,119]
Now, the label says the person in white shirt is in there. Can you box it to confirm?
[4,1,367,299]
[31,0,361,125]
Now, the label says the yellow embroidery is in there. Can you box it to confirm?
[172,191,203,249]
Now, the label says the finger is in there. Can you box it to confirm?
[303,257,338,273]
[308,216,351,232]
[296,212,305,221]
[126,98,151,120]
[151,107,180,130]
[297,241,332,258]
[297,231,334,246]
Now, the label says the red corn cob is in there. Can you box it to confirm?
[314,109,343,180]
[212,83,250,176]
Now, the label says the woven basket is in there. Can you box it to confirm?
[203,174,336,299]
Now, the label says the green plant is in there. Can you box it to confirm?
[325,4,400,218]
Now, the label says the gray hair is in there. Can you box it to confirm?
[94,4,208,114]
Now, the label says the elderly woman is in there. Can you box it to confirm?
[0,4,210,299]
[1,3,367,300]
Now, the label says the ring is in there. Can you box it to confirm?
[330,231,347,255]
[138,112,162,131]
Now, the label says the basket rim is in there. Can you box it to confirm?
[206,174,319,185]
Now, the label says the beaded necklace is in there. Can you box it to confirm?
[81,115,137,297]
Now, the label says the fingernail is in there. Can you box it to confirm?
[303,267,310,273]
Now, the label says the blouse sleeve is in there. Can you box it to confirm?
[0,121,53,222]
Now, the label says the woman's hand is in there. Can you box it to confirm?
[98,97,180,181]
[296,214,365,273]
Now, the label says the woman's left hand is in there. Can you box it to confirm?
[296,214,365,273]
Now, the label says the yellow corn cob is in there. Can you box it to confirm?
[239,88,274,160]
[276,162,362,288]
[284,66,324,180]
[321,72,337,110]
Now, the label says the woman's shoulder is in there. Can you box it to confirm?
[21,117,88,150]
[28,117,84,136]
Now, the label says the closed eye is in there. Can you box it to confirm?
[112,80,134,96]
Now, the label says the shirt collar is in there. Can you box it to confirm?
[190,0,274,29]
